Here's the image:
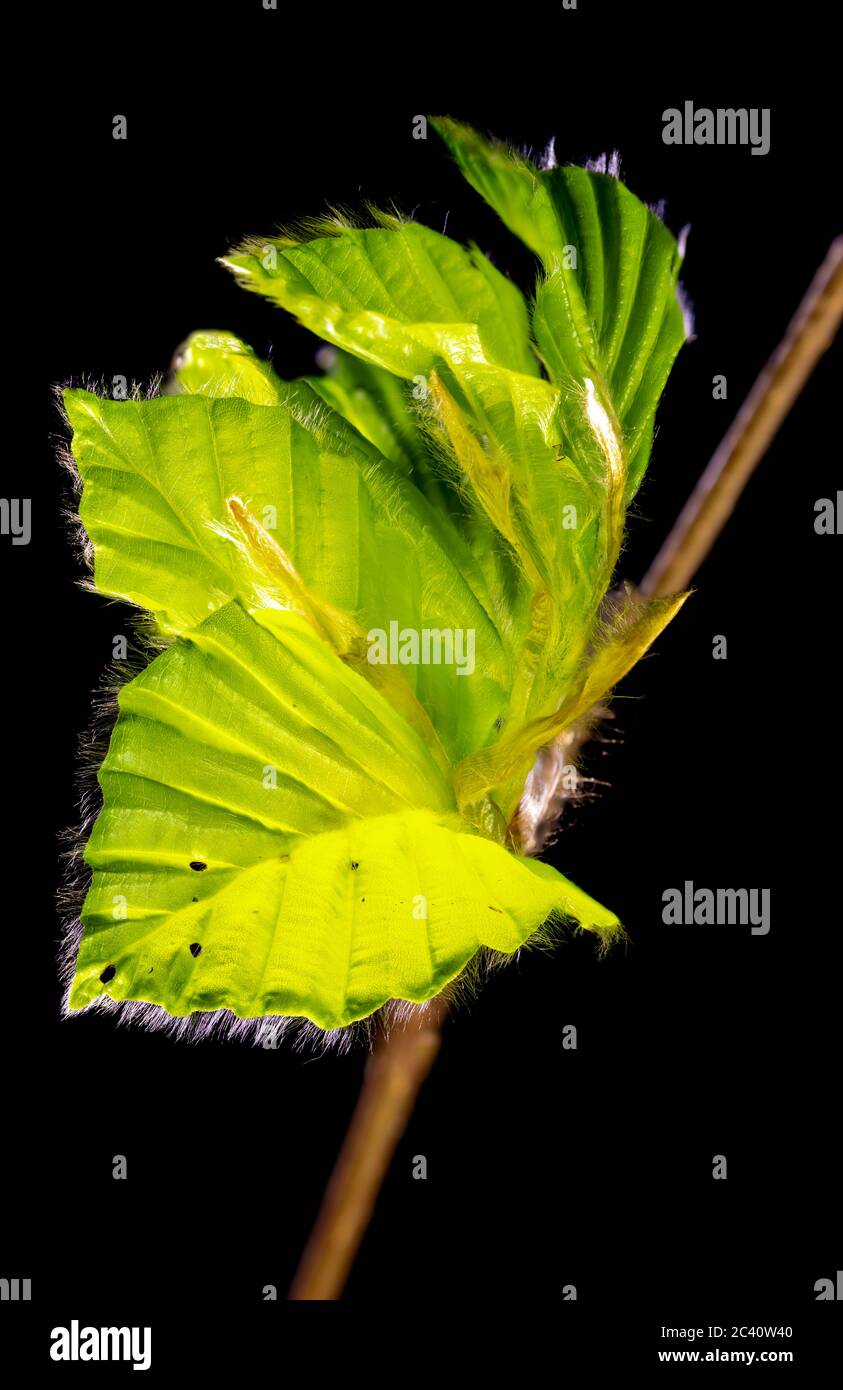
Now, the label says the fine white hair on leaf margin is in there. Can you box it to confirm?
[676,279,697,342]
[539,136,557,171]
[584,150,622,179]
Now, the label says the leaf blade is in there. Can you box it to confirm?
[72,604,618,1028]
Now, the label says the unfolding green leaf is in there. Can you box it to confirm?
[432,116,689,495]
[64,385,510,763]
[170,329,286,405]
[73,602,618,1028]
[222,218,538,382]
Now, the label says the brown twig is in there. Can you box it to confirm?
[640,236,843,598]
[288,240,843,1301]
[288,998,449,1300]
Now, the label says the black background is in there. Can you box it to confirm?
[5,2,840,1372]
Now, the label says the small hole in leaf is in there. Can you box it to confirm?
[100,965,116,984]
[189,860,207,872]
[189,943,203,957]
[351,861,359,871]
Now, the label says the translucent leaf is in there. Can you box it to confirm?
[222,218,539,382]
[432,116,689,496]
[64,386,510,763]
[170,329,286,405]
[71,603,618,1029]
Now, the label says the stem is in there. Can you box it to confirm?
[288,998,449,1300]
[640,237,843,598]
[289,241,843,1301]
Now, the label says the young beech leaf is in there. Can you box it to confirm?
[170,329,287,405]
[431,116,689,497]
[64,386,509,763]
[221,218,540,383]
[71,603,618,1029]
[63,119,690,1035]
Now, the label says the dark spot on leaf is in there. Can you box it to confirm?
[189,861,207,872]
[192,897,198,903]
[361,897,366,904]
[351,861,359,870]
[494,715,505,731]
[189,943,203,958]
[148,968,154,974]
[100,965,116,984]
[488,905,503,913]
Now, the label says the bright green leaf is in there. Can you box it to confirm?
[432,116,689,496]
[222,218,539,382]
[64,384,511,763]
[71,603,618,1029]
[170,329,286,405]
